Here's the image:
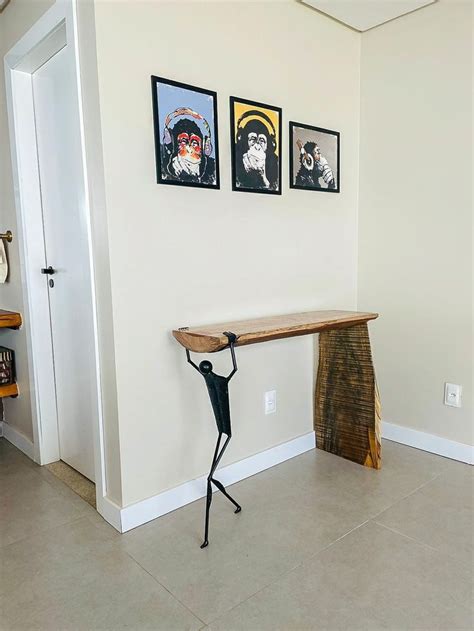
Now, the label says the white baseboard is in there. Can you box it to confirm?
[120,431,316,533]
[2,422,36,461]
[97,495,122,532]
[382,421,473,465]
[5,414,469,536]
[0,418,124,532]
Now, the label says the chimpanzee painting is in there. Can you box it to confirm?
[230,97,282,194]
[151,76,219,189]
[289,122,340,193]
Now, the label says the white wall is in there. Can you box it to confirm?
[359,0,473,446]
[93,0,361,506]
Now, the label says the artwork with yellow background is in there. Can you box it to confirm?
[230,97,282,194]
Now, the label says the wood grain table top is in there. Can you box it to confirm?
[172,310,378,353]
[0,309,22,329]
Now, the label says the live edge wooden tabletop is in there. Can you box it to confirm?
[0,309,22,329]
[172,310,378,353]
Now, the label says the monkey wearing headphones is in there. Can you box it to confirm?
[295,139,336,189]
[235,111,279,191]
[161,108,216,185]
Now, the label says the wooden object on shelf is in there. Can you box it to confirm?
[172,310,378,353]
[0,309,22,329]
[315,322,381,469]
[0,382,18,398]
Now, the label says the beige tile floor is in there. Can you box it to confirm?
[0,437,472,630]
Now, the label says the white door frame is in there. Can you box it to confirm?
[4,0,107,507]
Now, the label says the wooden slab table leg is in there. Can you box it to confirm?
[314,323,381,469]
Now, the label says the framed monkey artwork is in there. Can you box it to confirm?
[230,97,282,194]
[151,76,220,189]
[289,121,340,193]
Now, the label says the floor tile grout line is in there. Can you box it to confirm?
[121,549,207,626]
[373,519,474,569]
[3,440,466,628]
[372,520,441,553]
[308,518,372,557]
[199,549,312,626]
[111,464,445,626]
[295,518,381,571]
[205,491,471,630]
[0,513,93,552]
[368,472,443,521]
[205,519,373,627]
[203,560,306,627]
[242,470,444,567]
[201,463,468,627]
[259,456,449,513]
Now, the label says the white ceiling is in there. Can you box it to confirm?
[302,0,437,32]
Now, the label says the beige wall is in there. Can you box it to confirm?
[358,0,473,446]
[93,0,361,506]
[0,0,55,441]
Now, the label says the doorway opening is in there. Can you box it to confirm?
[4,0,105,511]
[46,460,96,507]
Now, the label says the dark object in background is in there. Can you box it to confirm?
[0,346,15,385]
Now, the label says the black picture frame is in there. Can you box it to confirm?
[230,96,282,195]
[151,75,220,190]
[289,121,340,193]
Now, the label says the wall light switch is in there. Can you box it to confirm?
[444,383,462,408]
[264,390,276,415]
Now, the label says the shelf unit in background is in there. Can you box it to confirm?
[0,309,22,398]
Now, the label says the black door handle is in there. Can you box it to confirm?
[41,266,55,275]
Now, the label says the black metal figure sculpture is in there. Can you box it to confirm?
[186,331,241,548]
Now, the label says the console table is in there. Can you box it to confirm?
[173,309,381,547]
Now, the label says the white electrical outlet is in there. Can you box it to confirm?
[264,390,276,414]
[444,383,462,408]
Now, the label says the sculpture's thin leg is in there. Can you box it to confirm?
[201,433,222,549]
[210,434,241,512]
[201,432,241,549]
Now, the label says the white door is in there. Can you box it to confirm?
[32,45,96,481]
